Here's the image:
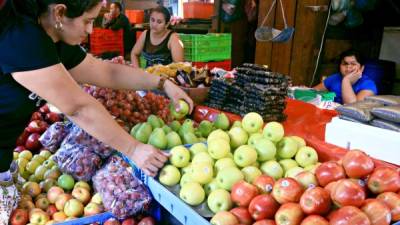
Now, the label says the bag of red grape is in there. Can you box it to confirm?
[53,144,102,181]
[39,122,69,152]
[92,155,152,219]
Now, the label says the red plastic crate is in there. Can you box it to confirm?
[90,28,124,56]
[183,2,214,19]
[136,31,143,40]
[125,10,144,24]
[192,60,231,71]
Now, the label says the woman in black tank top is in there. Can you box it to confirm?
[130,6,184,68]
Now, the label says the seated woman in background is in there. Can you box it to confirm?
[130,6,184,68]
[314,49,377,104]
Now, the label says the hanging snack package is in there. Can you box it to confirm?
[92,155,152,219]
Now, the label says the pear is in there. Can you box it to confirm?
[130,123,142,137]
[214,113,230,130]
[198,120,213,137]
[183,132,199,145]
[147,115,162,129]
[179,119,195,137]
[158,117,165,127]
[148,128,167,149]
[135,123,152,143]
[162,125,172,134]
[166,131,182,149]
[169,120,181,132]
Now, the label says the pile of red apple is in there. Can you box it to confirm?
[102,215,156,225]
[210,149,400,225]
[15,105,63,154]
[83,86,171,130]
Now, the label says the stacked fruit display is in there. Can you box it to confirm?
[83,86,171,130]
[12,149,105,225]
[153,112,400,225]
[15,104,63,154]
[102,216,156,225]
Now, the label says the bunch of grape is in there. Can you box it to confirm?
[83,85,171,130]
[93,155,152,219]
[39,122,69,152]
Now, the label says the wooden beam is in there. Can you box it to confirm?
[255,0,276,66]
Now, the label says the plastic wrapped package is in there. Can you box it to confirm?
[39,122,69,152]
[61,123,114,159]
[53,144,102,181]
[92,155,152,219]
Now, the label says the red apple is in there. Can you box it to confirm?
[294,171,318,189]
[231,181,259,207]
[25,120,48,133]
[10,209,29,225]
[331,179,366,207]
[300,215,329,225]
[248,194,279,220]
[29,209,50,225]
[210,211,238,225]
[329,206,371,225]
[368,167,400,194]
[138,217,156,225]
[104,218,121,225]
[230,207,253,225]
[377,192,400,222]
[342,149,374,178]
[253,219,276,225]
[39,104,50,114]
[275,203,304,225]
[46,204,57,217]
[72,187,91,204]
[35,197,50,211]
[84,202,104,217]
[299,187,331,215]
[55,193,72,211]
[47,186,64,204]
[272,178,304,204]
[361,199,391,225]
[52,211,67,222]
[315,161,346,187]
[121,218,137,225]
[324,181,338,195]
[30,112,43,121]
[45,112,61,123]
[16,130,30,147]
[253,175,275,194]
[25,133,42,151]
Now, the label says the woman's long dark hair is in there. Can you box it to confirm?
[0,0,101,34]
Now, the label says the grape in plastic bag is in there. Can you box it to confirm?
[39,122,69,152]
[53,144,102,181]
[93,155,152,219]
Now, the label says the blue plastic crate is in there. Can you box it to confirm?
[118,148,210,225]
[54,212,114,225]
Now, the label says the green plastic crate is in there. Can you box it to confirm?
[139,56,146,68]
[179,33,232,62]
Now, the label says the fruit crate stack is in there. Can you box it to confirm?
[90,28,124,57]
[179,33,232,70]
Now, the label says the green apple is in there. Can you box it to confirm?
[279,159,299,173]
[148,128,167,149]
[254,138,277,161]
[231,120,242,128]
[189,143,207,157]
[294,171,318,189]
[192,152,214,165]
[34,165,48,181]
[130,123,141,137]
[233,145,257,167]
[204,178,220,195]
[44,167,61,180]
[169,146,190,168]
[40,178,57,192]
[213,113,230,130]
[251,161,260,168]
[242,112,264,134]
[291,136,306,148]
[17,157,28,174]
[64,199,84,217]
[228,127,249,149]
[74,181,91,192]
[26,160,40,174]
[32,155,46,164]
[277,137,298,159]
[189,162,213,184]
[168,120,181,132]
[295,146,318,168]
[159,165,181,186]
[166,131,182,149]
[28,174,39,182]
[210,211,238,225]
[214,158,236,172]
[57,174,75,191]
[198,120,213,137]
[304,163,321,174]
[208,139,230,159]
[13,152,19,160]
[263,121,284,142]
[135,122,152,143]
[284,166,305,178]
[180,182,205,206]
[260,160,283,180]
[170,100,189,119]
[241,166,262,183]
[207,189,233,213]
[216,167,244,191]
[43,159,55,169]
[39,150,52,159]
[179,173,193,187]
[19,150,33,161]
[247,133,264,147]
[207,129,230,143]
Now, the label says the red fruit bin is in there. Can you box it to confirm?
[136,31,143,41]
[90,28,124,56]
[183,2,214,19]
[125,10,144,24]
[192,60,231,71]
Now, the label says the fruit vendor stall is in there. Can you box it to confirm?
[8,57,400,225]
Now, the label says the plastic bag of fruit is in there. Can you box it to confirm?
[61,123,114,158]
[53,144,102,181]
[39,122,69,152]
[92,155,152,219]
